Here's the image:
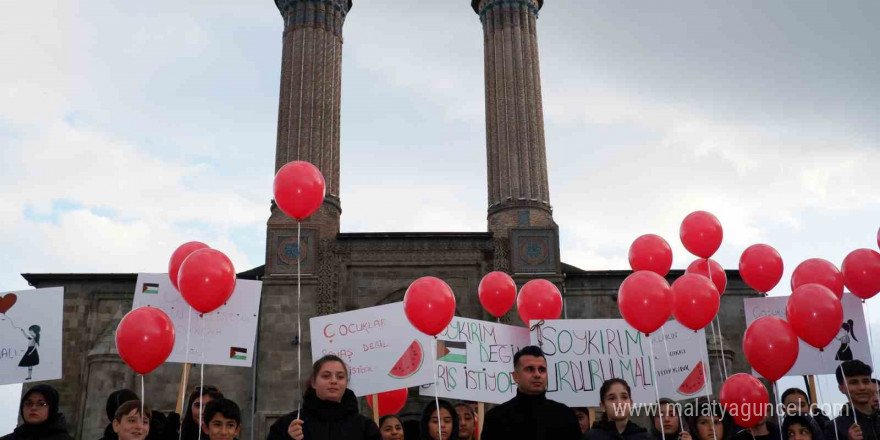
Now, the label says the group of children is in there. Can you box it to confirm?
[2,354,879,440]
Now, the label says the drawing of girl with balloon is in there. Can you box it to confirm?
[18,324,41,380]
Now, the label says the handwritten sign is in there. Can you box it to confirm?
[744,292,872,376]
[419,317,530,404]
[650,321,712,401]
[531,319,709,406]
[0,287,64,385]
[310,302,434,396]
[132,274,262,367]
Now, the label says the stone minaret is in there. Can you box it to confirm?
[258,0,352,419]
[473,0,560,278]
[268,0,351,242]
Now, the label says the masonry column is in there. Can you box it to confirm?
[269,0,350,239]
[257,1,351,435]
[473,0,560,285]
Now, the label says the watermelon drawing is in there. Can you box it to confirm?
[389,339,424,379]
[678,361,706,395]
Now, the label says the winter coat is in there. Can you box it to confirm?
[481,391,582,440]
[585,420,653,440]
[825,405,880,440]
[1,385,73,440]
[267,389,379,440]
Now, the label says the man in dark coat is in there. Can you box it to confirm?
[1,384,73,440]
[825,361,880,440]
[480,345,582,440]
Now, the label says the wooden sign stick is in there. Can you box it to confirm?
[175,363,192,415]
[372,394,380,425]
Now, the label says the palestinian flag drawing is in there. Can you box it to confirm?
[436,340,467,364]
[230,347,247,360]
[142,283,159,294]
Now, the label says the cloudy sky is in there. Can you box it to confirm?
[1,0,878,432]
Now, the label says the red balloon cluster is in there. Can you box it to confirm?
[720,374,770,428]
[168,241,209,291]
[743,317,798,382]
[671,273,719,331]
[686,258,727,295]
[478,272,517,318]
[680,211,723,258]
[791,258,844,299]
[841,248,880,300]
[177,249,237,314]
[517,280,563,324]
[116,307,175,375]
[273,161,326,221]
[366,388,408,416]
[628,234,673,276]
[617,271,672,335]
[786,284,843,349]
[404,277,456,336]
[738,244,784,293]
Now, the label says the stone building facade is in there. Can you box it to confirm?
[19,1,754,439]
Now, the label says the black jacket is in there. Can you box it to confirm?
[1,385,73,440]
[825,405,880,440]
[731,422,781,440]
[267,390,380,440]
[481,391,582,440]
[585,420,653,440]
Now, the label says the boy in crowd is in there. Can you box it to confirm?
[826,360,880,440]
[201,399,242,440]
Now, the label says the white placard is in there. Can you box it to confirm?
[650,321,712,401]
[0,287,64,385]
[530,319,710,406]
[310,302,434,396]
[743,292,872,376]
[132,274,262,367]
[420,317,530,404]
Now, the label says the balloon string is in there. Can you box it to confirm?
[432,337,441,440]
[0,313,25,332]
[660,327,685,430]
[649,337,666,440]
[823,347,857,426]
[179,306,193,440]
[529,320,545,347]
[699,333,717,440]
[863,302,878,378]
[141,374,145,428]
[815,370,840,440]
[712,317,729,380]
[772,382,784,440]
[197,317,205,440]
[296,220,302,420]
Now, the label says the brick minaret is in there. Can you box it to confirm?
[473,0,560,281]
[472,0,555,239]
[268,0,351,243]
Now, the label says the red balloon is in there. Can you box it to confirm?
[791,258,844,299]
[686,258,727,295]
[743,317,798,382]
[404,277,456,336]
[617,271,672,334]
[739,244,784,294]
[177,249,237,314]
[168,241,209,291]
[366,388,408,416]
[273,161,326,221]
[517,279,563,325]
[671,273,719,331]
[116,307,176,375]
[720,373,770,429]
[786,284,843,349]
[680,211,723,258]
[841,249,880,300]
[478,272,517,318]
[628,234,673,276]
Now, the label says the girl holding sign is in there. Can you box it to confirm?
[267,355,380,440]
[584,379,652,440]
